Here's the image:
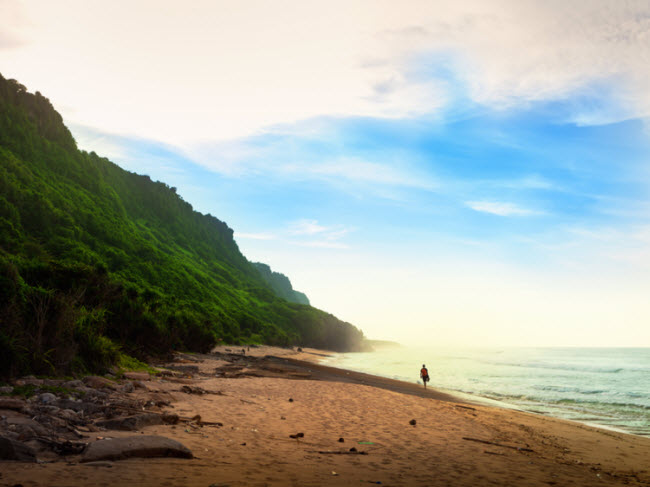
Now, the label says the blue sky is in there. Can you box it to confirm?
[3,0,650,346]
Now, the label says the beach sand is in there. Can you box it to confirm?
[2,346,649,486]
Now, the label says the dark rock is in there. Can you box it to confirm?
[55,399,103,415]
[0,435,38,462]
[96,413,163,431]
[409,419,416,426]
[5,416,50,438]
[15,376,43,387]
[161,413,179,425]
[338,437,344,443]
[288,398,293,402]
[62,380,85,389]
[349,447,357,452]
[81,435,193,462]
[133,380,147,390]
[121,382,134,393]
[0,398,26,410]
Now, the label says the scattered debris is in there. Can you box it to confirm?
[462,437,534,453]
[312,449,368,455]
[289,432,305,439]
[455,405,476,411]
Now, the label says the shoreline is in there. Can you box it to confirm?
[320,348,650,439]
[1,346,649,486]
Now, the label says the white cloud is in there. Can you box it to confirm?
[465,200,540,216]
[4,0,650,148]
[288,219,328,236]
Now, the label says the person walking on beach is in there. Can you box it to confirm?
[420,364,430,389]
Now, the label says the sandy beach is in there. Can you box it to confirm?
[1,346,649,486]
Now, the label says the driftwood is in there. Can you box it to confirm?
[462,437,534,453]
[455,405,476,411]
[311,450,368,455]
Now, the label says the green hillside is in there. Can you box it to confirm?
[0,73,365,377]
[253,263,310,305]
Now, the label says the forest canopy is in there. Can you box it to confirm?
[0,73,366,377]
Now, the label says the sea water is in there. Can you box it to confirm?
[325,347,650,436]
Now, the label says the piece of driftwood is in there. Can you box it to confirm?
[311,450,368,455]
[462,437,534,452]
[455,405,477,411]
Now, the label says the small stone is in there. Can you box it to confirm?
[409,419,417,426]
[349,447,357,452]
[288,398,293,402]
[37,393,57,404]
[338,437,344,443]
[0,386,14,394]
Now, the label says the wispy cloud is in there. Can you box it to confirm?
[288,219,352,241]
[465,200,541,217]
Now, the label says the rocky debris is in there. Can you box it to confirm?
[96,413,163,431]
[13,376,44,386]
[82,376,118,390]
[0,386,14,394]
[162,364,200,375]
[0,435,38,462]
[409,419,417,426]
[173,353,204,363]
[179,385,223,396]
[123,372,150,381]
[81,435,193,462]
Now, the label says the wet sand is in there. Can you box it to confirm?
[1,346,649,486]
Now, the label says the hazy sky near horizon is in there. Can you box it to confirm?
[3,0,650,346]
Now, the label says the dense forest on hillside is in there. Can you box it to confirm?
[253,263,310,305]
[0,73,365,377]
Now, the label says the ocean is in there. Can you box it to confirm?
[324,347,650,436]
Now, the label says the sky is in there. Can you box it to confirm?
[2,0,650,347]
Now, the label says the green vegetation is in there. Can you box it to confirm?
[0,73,365,378]
[253,263,310,305]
